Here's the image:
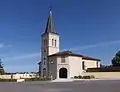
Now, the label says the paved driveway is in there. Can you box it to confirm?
[0,80,120,92]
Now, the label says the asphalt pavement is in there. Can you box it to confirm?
[0,80,119,92]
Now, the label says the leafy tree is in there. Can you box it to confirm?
[112,51,120,67]
[0,58,5,74]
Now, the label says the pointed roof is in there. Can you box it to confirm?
[43,9,58,35]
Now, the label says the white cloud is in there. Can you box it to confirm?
[0,43,12,49]
[66,40,120,51]
[3,40,120,62]
[5,52,41,61]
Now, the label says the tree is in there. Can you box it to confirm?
[0,58,5,74]
[112,51,120,67]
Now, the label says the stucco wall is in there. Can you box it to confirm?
[0,75,11,79]
[69,56,83,78]
[41,33,59,76]
[82,72,120,79]
[48,55,101,79]
[57,56,70,79]
[49,57,57,79]
[48,33,59,55]
[83,59,100,69]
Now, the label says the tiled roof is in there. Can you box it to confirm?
[48,51,101,61]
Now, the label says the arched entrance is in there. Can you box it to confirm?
[59,68,67,78]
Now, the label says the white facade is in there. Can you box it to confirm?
[82,59,100,69]
[41,33,59,77]
[40,9,60,77]
[48,55,100,80]
[40,10,101,79]
[69,56,83,78]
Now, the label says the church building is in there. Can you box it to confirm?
[39,9,101,80]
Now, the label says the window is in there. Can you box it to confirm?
[44,57,46,60]
[45,40,47,45]
[44,39,47,46]
[44,49,46,52]
[50,60,54,64]
[96,61,99,68]
[82,61,85,70]
[52,39,54,46]
[61,56,65,63]
[55,40,57,47]
[44,61,45,65]
[44,40,46,46]
[44,48,47,54]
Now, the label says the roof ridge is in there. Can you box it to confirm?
[48,50,100,61]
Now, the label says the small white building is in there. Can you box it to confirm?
[48,51,100,79]
[39,9,101,80]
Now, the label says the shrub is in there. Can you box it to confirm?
[81,75,95,79]
[0,79,17,82]
[74,76,79,79]
[82,76,91,79]
[74,75,83,79]
[90,75,95,79]
[78,75,82,79]
[74,75,95,79]
[25,77,51,81]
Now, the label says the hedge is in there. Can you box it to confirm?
[74,75,95,79]
[25,77,51,81]
[0,79,17,82]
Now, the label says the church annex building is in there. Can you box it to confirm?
[38,10,101,80]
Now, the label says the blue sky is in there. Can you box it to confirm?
[0,0,120,72]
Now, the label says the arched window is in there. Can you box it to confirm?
[82,61,85,70]
[44,39,47,46]
[55,40,57,47]
[52,39,54,46]
[44,49,46,53]
[44,61,45,65]
[96,61,98,68]
[45,40,47,45]
[43,68,46,77]
[44,40,46,46]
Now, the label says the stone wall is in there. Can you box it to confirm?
[82,72,120,79]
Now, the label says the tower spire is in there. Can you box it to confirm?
[49,6,52,16]
[44,7,58,34]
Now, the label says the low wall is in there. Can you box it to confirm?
[0,74,36,79]
[82,72,120,79]
[0,75,11,79]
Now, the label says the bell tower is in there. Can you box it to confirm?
[40,9,59,77]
